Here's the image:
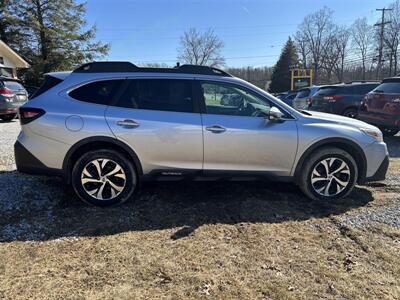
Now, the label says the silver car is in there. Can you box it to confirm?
[292,86,322,110]
[15,62,389,206]
[0,77,28,122]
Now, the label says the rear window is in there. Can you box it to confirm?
[3,81,25,91]
[31,75,63,99]
[69,80,124,105]
[314,86,342,96]
[347,84,379,94]
[296,89,310,98]
[373,82,400,94]
[115,79,194,113]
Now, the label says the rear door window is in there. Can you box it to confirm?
[348,84,379,94]
[69,80,124,105]
[296,89,310,98]
[116,79,195,113]
[373,82,400,94]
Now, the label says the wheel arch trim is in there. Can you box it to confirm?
[62,136,143,184]
[293,137,367,184]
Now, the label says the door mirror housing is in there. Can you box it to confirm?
[268,107,284,121]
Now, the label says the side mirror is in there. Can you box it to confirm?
[268,107,284,121]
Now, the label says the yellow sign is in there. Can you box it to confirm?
[290,69,313,90]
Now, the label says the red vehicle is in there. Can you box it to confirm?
[358,78,400,136]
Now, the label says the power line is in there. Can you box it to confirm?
[375,7,393,79]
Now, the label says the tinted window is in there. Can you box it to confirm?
[296,89,310,98]
[314,86,342,96]
[70,80,124,105]
[31,75,63,99]
[373,82,400,94]
[202,82,272,117]
[348,84,378,94]
[3,81,25,91]
[116,79,194,113]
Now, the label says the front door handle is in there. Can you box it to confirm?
[206,125,227,133]
[116,119,140,128]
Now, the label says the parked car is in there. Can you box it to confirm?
[277,90,298,106]
[15,62,388,206]
[358,77,400,136]
[0,77,29,122]
[220,93,244,106]
[292,86,322,110]
[308,82,379,118]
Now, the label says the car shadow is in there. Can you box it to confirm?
[0,170,374,242]
[384,135,400,158]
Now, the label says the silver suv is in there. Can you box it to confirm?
[15,62,389,206]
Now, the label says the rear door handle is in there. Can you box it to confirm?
[116,119,140,128]
[205,125,227,133]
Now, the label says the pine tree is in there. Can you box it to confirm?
[269,38,298,93]
[2,0,110,86]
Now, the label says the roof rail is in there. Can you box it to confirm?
[73,61,232,77]
[345,80,380,84]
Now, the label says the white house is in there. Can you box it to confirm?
[0,40,30,78]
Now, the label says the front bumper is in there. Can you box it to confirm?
[365,155,389,182]
[14,141,64,177]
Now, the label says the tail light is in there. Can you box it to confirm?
[323,95,342,102]
[19,107,45,125]
[306,97,312,107]
[0,87,14,96]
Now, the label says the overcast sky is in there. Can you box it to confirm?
[85,0,394,67]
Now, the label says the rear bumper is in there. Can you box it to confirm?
[14,141,64,177]
[364,155,389,182]
[0,101,23,115]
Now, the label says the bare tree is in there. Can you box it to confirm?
[333,26,350,81]
[295,7,335,83]
[351,17,374,80]
[385,0,400,76]
[177,28,225,67]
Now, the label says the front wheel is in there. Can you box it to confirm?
[298,147,358,201]
[71,149,137,206]
[0,114,17,122]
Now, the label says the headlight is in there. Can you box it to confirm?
[361,128,383,142]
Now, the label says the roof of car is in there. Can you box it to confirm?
[382,77,400,83]
[72,61,232,77]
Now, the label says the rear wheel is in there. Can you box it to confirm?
[0,114,17,122]
[298,147,358,201]
[342,108,358,119]
[71,149,137,206]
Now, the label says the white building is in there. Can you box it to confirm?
[0,40,30,78]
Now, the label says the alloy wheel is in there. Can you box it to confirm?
[81,158,126,200]
[310,157,351,197]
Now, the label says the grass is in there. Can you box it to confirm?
[0,161,399,299]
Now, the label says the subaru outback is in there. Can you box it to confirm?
[14,62,389,206]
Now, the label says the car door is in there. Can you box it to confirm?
[105,78,203,174]
[197,80,298,176]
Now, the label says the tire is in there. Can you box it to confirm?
[0,114,17,122]
[71,149,137,206]
[297,147,358,201]
[342,108,357,119]
[380,127,399,137]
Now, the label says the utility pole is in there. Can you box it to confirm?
[375,8,392,79]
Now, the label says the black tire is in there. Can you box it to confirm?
[342,108,358,119]
[71,149,137,206]
[0,114,17,122]
[380,127,399,137]
[297,147,358,201]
